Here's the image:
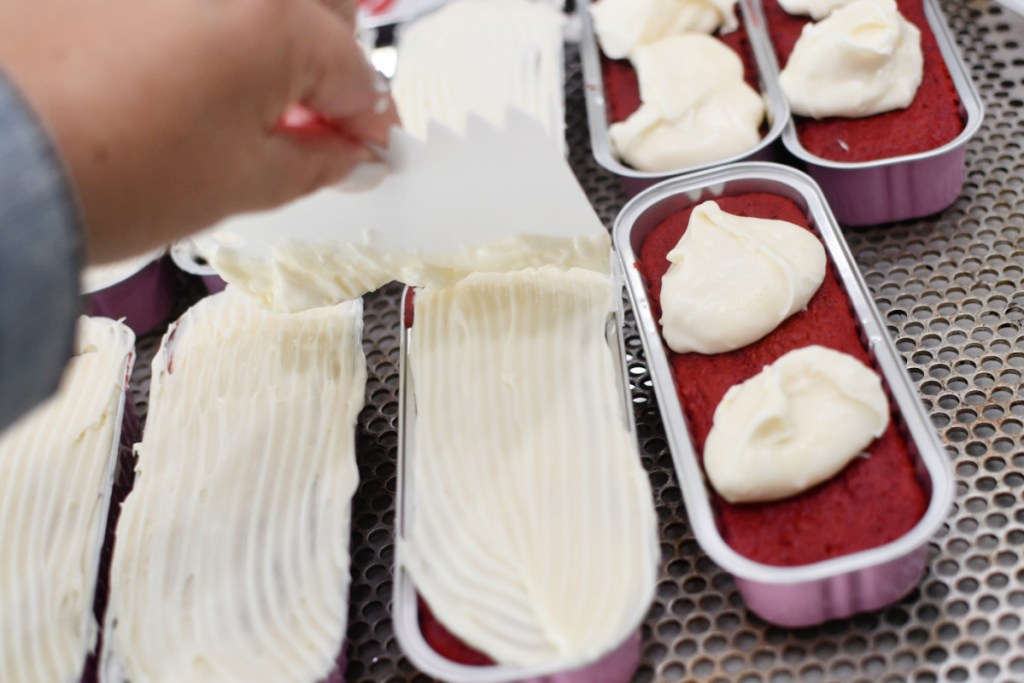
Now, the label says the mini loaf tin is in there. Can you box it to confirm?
[84,252,177,336]
[393,283,647,683]
[170,239,228,294]
[751,0,984,226]
[579,0,790,197]
[614,162,953,628]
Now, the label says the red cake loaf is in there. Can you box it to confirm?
[600,23,761,124]
[763,0,963,162]
[638,193,928,567]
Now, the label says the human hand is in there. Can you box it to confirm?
[0,0,399,264]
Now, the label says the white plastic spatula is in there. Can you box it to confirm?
[201,110,610,312]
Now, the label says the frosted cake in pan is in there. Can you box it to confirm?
[0,317,134,683]
[100,291,365,683]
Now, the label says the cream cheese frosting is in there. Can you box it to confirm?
[777,0,855,20]
[204,112,610,312]
[402,267,658,667]
[608,35,764,172]
[100,291,366,683]
[779,0,923,119]
[0,317,134,683]
[704,345,890,504]
[591,0,738,59]
[391,0,564,145]
[659,201,826,355]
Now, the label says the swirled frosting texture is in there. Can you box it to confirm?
[101,292,365,683]
[779,0,923,119]
[592,0,738,59]
[403,268,658,667]
[0,317,134,683]
[608,35,763,171]
[659,201,825,354]
[392,0,564,144]
[705,345,890,504]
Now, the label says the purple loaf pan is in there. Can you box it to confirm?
[392,286,649,683]
[85,255,177,336]
[170,239,228,294]
[579,0,790,197]
[749,0,984,226]
[613,162,954,628]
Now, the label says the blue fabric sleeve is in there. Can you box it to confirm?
[0,69,83,432]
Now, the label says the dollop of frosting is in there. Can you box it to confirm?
[0,317,134,683]
[779,0,923,119]
[777,0,855,20]
[705,345,890,504]
[392,0,564,145]
[608,35,763,171]
[101,292,366,683]
[592,0,738,59]
[659,201,826,354]
[402,268,658,667]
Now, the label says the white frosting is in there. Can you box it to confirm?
[392,0,564,145]
[82,248,165,293]
[205,112,610,312]
[0,317,134,683]
[777,0,855,20]
[101,291,366,683]
[659,201,826,354]
[402,268,658,667]
[608,35,764,172]
[779,0,923,119]
[591,0,738,59]
[705,345,890,504]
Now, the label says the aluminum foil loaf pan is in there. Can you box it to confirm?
[83,252,177,335]
[579,0,789,197]
[614,162,953,627]
[751,0,984,227]
[392,285,645,683]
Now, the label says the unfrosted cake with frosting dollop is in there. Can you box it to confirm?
[100,291,365,683]
[764,0,962,161]
[638,193,928,566]
[0,317,134,683]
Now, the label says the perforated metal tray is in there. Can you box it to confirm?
[127,2,1024,679]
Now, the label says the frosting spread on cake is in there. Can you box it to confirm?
[777,0,855,20]
[101,292,365,683]
[779,0,923,119]
[608,35,763,171]
[704,345,890,504]
[402,267,658,667]
[591,0,738,59]
[0,317,134,683]
[659,201,826,354]
[392,0,564,144]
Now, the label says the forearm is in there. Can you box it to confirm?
[0,70,82,432]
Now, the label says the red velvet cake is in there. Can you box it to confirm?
[601,27,761,125]
[638,193,929,567]
[763,0,963,162]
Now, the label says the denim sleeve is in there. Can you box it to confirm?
[0,69,83,432]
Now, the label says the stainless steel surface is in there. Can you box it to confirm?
[124,1,1024,679]
[579,0,790,183]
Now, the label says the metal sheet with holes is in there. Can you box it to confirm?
[123,1,1024,680]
